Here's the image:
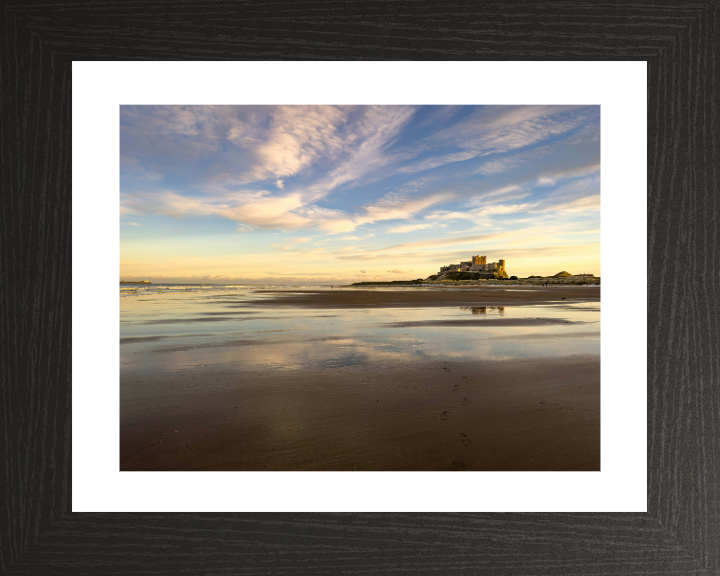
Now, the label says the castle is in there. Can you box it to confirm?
[439,255,506,274]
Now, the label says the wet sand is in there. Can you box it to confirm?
[121,355,599,471]
[255,285,599,308]
[120,286,600,471]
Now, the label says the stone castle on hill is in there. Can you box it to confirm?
[439,255,506,275]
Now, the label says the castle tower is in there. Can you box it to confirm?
[482,256,487,265]
[499,259,505,271]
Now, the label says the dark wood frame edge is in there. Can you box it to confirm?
[1,2,718,573]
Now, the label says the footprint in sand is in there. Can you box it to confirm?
[451,461,465,469]
[460,438,471,447]
[452,384,461,391]
[440,410,450,420]
[460,397,468,406]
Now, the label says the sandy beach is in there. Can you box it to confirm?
[121,286,600,471]
[255,285,599,308]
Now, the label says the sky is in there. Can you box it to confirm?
[120,105,600,284]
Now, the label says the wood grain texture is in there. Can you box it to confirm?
[1,1,718,574]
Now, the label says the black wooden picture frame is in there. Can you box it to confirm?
[2,2,718,574]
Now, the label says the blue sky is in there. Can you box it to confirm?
[120,105,600,283]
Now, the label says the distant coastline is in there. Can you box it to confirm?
[120,280,152,284]
[351,274,600,287]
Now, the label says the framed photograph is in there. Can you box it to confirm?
[4,3,718,574]
[117,102,605,477]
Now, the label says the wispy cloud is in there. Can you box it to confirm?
[338,234,375,241]
[397,106,592,176]
[231,105,350,185]
[387,223,435,234]
[534,163,600,187]
[313,191,453,234]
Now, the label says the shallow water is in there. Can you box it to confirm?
[120,288,599,373]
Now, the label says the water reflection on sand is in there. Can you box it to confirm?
[466,306,505,315]
[121,289,599,373]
